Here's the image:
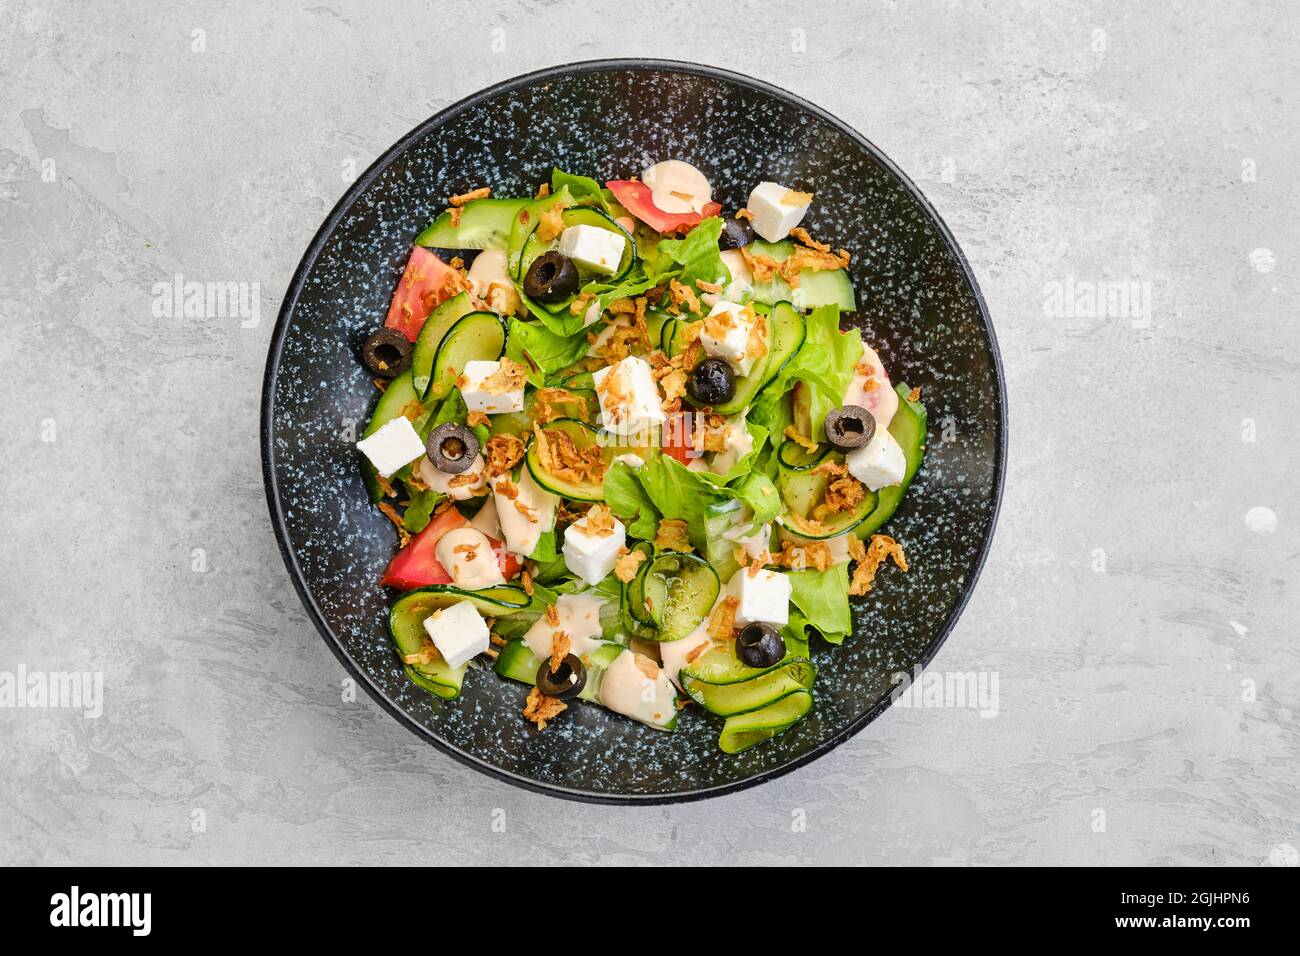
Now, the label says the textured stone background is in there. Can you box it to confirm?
[1,0,1296,865]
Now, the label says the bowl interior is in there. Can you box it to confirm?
[264,61,1004,801]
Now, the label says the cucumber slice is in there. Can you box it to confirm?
[388,585,531,700]
[621,541,656,624]
[717,689,813,753]
[524,418,612,501]
[855,384,927,538]
[765,301,806,381]
[637,552,720,641]
[683,660,816,717]
[487,386,599,437]
[410,292,476,395]
[493,638,624,705]
[679,630,810,685]
[702,498,746,585]
[747,240,856,311]
[415,198,528,250]
[359,369,429,502]
[425,311,506,401]
[775,439,876,539]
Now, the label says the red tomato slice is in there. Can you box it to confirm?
[383,247,461,341]
[661,412,695,466]
[606,181,721,234]
[381,505,522,590]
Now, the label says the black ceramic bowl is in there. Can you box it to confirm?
[262,60,1005,803]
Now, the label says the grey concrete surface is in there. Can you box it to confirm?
[1,0,1297,866]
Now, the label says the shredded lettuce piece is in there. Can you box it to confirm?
[750,305,862,443]
[604,461,661,540]
[787,565,852,644]
[505,318,591,386]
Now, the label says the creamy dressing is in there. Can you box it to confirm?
[725,517,772,561]
[842,343,898,430]
[467,249,522,315]
[419,453,487,500]
[492,469,558,557]
[522,592,609,661]
[434,527,505,589]
[598,649,676,728]
[641,160,711,215]
[468,495,501,539]
[659,614,716,689]
[710,414,753,474]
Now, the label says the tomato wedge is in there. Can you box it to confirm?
[383,247,462,341]
[381,505,521,590]
[606,180,721,234]
[661,412,697,466]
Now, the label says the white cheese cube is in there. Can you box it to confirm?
[558,224,626,276]
[845,426,906,491]
[423,600,490,668]
[492,469,558,558]
[356,416,426,478]
[700,301,759,377]
[459,360,525,414]
[562,512,627,586]
[725,567,791,627]
[747,181,812,243]
[592,356,665,435]
[434,527,505,590]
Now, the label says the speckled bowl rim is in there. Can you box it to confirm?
[261,57,1007,804]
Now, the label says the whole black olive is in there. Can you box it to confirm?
[719,216,756,250]
[536,654,587,699]
[523,251,580,304]
[824,404,875,450]
[735,623,785,668]
[685,358,736,407]
[360,328,412,378]
[425,423,480,475]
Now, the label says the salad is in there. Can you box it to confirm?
[352,160,926,753]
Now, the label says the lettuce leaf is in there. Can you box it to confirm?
[787,565,851,644]
[505,318,591,386]
[729,471,782,526]
[648,217,727,287]
[633,454,726,551]
[603,461,661,540]
[750,305,862,443]
[550,168,609,209]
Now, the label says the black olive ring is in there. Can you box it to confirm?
[824,404,876,450]
[536,654,587,699]
[425,423,480,475]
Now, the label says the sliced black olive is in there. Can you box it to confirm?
[360,328,412,378]
[686,357,736,406]
[824,405,875,450]
[719,216,755,250]
[736,623,785,668]
[425,423,480,475]
[523,251,580,304]
[536,654,587,699]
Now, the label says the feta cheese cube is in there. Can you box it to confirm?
[845,425,907,491]
[422,600,490,668]
[356,416,426,478]
[459,359,525,414]
[558,224,626,276]
[700,301,759,376]
[592,356,665,435]
[562,511,627,586]
[747,181,812,243]
[434,527,506,590]
[725,567,791,627]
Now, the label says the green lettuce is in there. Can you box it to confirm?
[633,454,726,551]
[648,217,727,287]
[729,471,782,526]
[750,305,862,443]
[787,565,851,644]
[603,461,661,539]
[505,317,591,386]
